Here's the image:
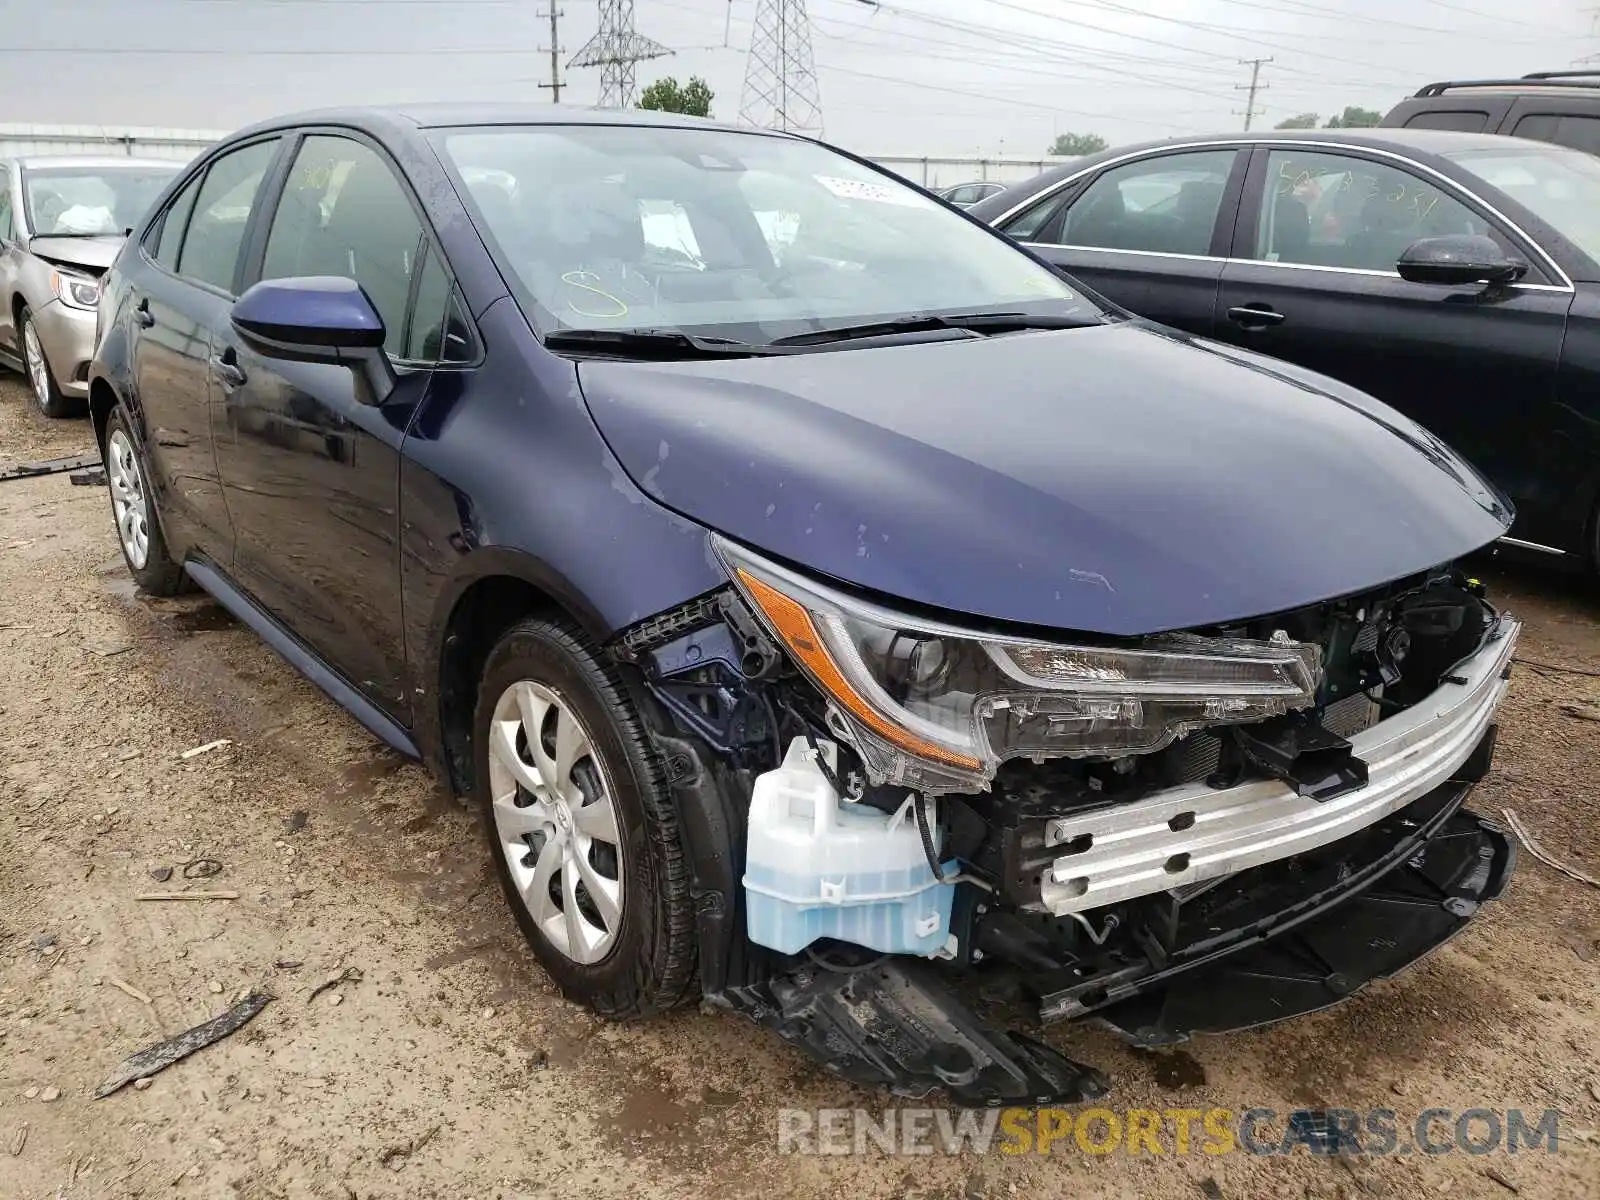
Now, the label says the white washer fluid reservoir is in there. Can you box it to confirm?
[742,736,956,956]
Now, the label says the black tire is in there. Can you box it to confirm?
[18,306,80,419]
[103,406,188,596]
[473,618,697,1018]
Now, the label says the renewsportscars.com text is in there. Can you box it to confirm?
[776,1107,1563,1157]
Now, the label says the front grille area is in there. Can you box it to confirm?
[1163,691,1380,786]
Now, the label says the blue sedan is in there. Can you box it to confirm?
[89,104,1521,1104]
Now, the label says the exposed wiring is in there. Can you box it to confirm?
[805,944,889,974]
[804,730,852,799]
[913,793,994,892]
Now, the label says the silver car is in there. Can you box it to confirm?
[0,156,180,416]
[937,180,1008,208]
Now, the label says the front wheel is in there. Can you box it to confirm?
[103,407,188,596]
[473,618,697,1018]
[19,307,77,418]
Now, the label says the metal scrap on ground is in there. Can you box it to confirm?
[134,890,240,902]
[0,454,102,483]
[107,976,153,1005]
[307,966,363,1005]
[94,989,274,1098]
[179,738,232,760]
[1503,808,1600,890]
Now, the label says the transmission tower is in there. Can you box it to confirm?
[568,0,672,109]
[740,0,824,135]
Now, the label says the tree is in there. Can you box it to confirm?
[1324,105,1383,129]
[1275,112,1319,130]
[637,76,714,118]
[1048,132,1108,157]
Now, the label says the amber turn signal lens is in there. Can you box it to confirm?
[735,567,982,770]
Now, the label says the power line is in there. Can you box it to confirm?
[1235,56,1270,131]
[816,63,1205,133]
[833,0,1416,92]
[995,0,1426,84]
[0,45,539,55]
[1415,0,1582,35]
[810,16,1243,105]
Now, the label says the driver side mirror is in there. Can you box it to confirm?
[231,276,395,405]
[1396,235,1527,287]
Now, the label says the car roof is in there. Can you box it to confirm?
[13,155,184,171]
[967,128,1530,217]
[1085,127,1513,161]
[224,102,780,143]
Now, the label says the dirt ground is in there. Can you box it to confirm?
[1,372,1598,1200]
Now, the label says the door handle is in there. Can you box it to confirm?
[133,299,155,329]
[209,355,247,389]
[1226,304,1286,330]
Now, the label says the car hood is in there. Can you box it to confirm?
[28,235,123,273]
[578,322,1511,636]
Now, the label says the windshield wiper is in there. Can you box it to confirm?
[543,327,776,359]
[768,310,1096,348]
[31,231,116,240]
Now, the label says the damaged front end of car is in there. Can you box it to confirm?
[611,537,1519,1107]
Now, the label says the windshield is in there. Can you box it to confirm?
[436,124,1099,344]
[1444,142,1600,267]
[21,165,179,237]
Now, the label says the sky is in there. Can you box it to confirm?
[0,0,1592,159]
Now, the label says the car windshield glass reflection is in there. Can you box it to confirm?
[1446,142,1600,267]
[23,166,179,237]
[438,124,1100,345]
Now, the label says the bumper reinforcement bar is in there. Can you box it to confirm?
[1039,617,1519,915]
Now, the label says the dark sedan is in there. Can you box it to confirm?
[90,106,1520,1105]
[970,128,1600,572]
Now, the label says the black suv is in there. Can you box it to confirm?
[1383,71,1600,154]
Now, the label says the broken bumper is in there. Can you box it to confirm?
[1039,616,1520,915]
[32,298,95,399]
[1037,783,1513,1035]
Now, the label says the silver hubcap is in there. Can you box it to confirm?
[22,319,50,406]
[487,681,624,965]
[106,429,151,569]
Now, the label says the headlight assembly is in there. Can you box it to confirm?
[716,536,1322,794]
[51,269,101,311]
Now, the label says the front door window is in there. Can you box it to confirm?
[1250,149,1498,273]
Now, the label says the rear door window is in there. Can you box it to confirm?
[1404,110,1491,133]
[151,173,203,271]
[178,139,281,293]
[1049,150,1238,256]
[998,187,1077,242]
[0,181,12,243]
[1512,112,1600,156]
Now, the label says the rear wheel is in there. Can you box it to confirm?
[104,407,188,596]
[19,307,77,418]
[473,618,697,1017]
